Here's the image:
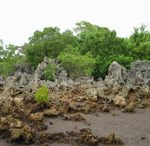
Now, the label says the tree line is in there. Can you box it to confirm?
[0,21,150,79]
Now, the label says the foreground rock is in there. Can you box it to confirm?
[0,116,35,144]
[37,128,124,146]
[0,59,149,145]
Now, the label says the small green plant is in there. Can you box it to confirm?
[43,62,56,81]
[34,85,49,104]
[0,62,15,77]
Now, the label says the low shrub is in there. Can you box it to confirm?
[92,55,134,80]
[34,85,50,104]
[58,49,95,78]
[43,61,57,81]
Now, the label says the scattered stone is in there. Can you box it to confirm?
[48,132,66,141]
[85,88,98,101]
[141,136,146,140]
[102,104,110,112]
[10,125,35,144]
[99,133,124,145]
[29,112,44,122]
[122,102,136,113]
[0,116,35,144]
[114,95,127,107]
[43,108,60,117]
[63,113,86,122]
[38,132,49,143]
[79,128,98,146]
[42,144,49,146]
[112,112,119,116]
[141,99,150,107]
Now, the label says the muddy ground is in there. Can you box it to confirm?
[0,108,150,146]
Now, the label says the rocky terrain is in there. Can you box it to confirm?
[0,58,150,146]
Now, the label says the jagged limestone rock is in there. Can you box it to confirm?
[105,61,129,86]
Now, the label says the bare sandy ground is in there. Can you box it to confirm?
[1,108,150,146]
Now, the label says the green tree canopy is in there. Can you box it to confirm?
[0,42,25,77]
[58,47,96,78]
[127,25,150,59]
[75,21,126,56]
[0,22,149,79]
[25,27,78,67]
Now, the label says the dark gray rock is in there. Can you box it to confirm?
[15,64,33,74]
[104,61,130,86]
[129,60,150,86]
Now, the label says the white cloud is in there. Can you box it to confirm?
[0,0,150,45]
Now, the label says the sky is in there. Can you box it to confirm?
[0,0,150,45]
